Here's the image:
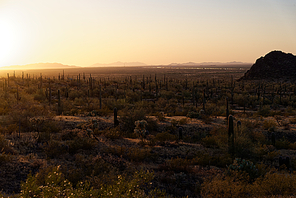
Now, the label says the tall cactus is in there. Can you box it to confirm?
[57,89,62,115]
[237,120,241,134]
[203,89,206,112]
[178,127,183,140]
[228,115,235,157]
[15,86,21,104]
[49,81,52,106]
[114,107,119,127]
[99,84,102,109]
[7,73,9,87]
[142,75,145,89]
[271,132,276,147]
[226,97,229,121]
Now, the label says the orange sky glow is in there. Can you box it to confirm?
[0,0,296,67]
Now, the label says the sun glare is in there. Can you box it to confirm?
[0,20,22,67]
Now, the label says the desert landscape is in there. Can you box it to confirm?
[1,1,296,197]
[0,51,295,197]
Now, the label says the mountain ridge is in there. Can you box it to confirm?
[240,50,296,80]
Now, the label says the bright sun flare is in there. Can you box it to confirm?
[0,20,22,67]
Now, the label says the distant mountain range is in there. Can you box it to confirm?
[0,63,78,70]
[168,61,249,66]
[90,61,147,67]
[0,61,251,70]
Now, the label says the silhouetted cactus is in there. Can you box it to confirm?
[279,156,290,170]
[203,89,206,112]
[271,132,276,147]
[15,86,21,104]
[178,127,183,140]
[237,120,241,134]
[57,89,62,115]
[286,157,290,169]
[114,107,119,127]
[142,75,145,89]
[99,84,102,109]
[49,81,52,105]
[226,97,229,121]
[228,115,235,157]
[7,73,9,87]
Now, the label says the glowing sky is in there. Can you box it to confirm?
[0,0,296,67]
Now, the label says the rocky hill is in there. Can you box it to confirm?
[240,51,296,80]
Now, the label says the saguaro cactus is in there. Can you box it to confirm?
[271,132,276,147]
[237,120,241,134]
[228,115,235,157]
[57,89,62,115]
[226,97,229,122]
[15,86,21,104]
[178,127,183,140]
[114,107,119,127]
[279,156,290,170]
[203,89,206,112]
[99,84,102,109]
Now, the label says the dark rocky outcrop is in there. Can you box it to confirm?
[240,51,296,81]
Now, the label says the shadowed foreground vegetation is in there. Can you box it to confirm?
[1,66,296,197]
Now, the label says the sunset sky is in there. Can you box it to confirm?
[0,0,296,67]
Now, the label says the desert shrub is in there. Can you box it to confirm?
[207,127,228,149]
[68,90,84,100]
[178,117,188,125]
[104,99,127,111]
[284,106,295,116]
[289,117,296,124]
[288,142,296,150]
[105,145,156,162]
[25,87,37,94]
[257,105,271,117]
[243,119,261,130]
[227,158,259,181]
[251,171,296,196]
[275,137,291,150]
[99,170,166,198]
[160,90,175,100]
[20,165,99,198]
[119,107,147,134]
[33,89,46,102]
[201,172,250,198]
[234,135,254,159]
[201,168,296,197]
[249,131,268,145]
[68,154,117,186]
[186,111,199,118]
[155,112,166,122]
[201,136,219,148]
[0,134,16,154]
[35,119,61,133]
[42,140,69,158]
[68,136,96,154]
[263,119,277,130]
[73,97,85,106]
[154,132,178,142]
[159,157,192,173]
[194,151,232,168]
[101,127,122,140]
[134,120,148,141]
[61,128,80,140]
[0,153,13,168]
[282,120,290,130]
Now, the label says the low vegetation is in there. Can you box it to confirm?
[0,67,296,197]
